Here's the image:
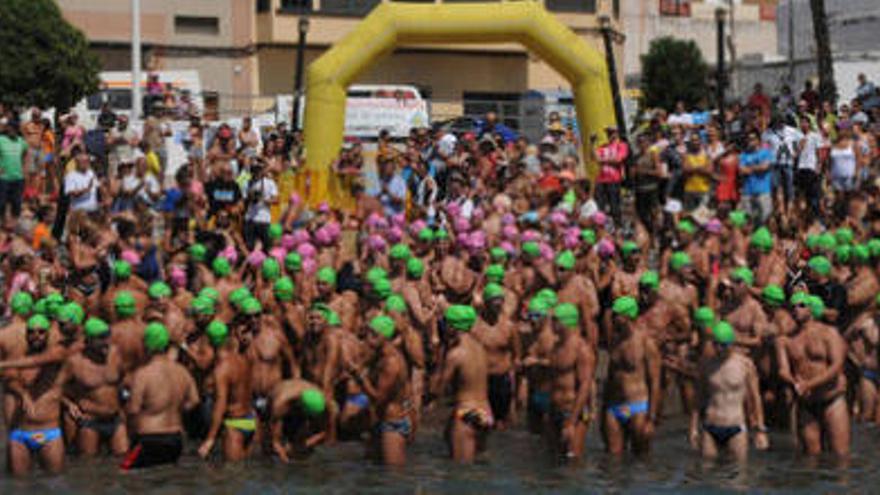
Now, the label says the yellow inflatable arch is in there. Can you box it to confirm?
[301,1,617,208]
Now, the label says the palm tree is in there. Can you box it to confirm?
[809,0,837,103]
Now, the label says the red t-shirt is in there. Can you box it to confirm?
[595,141,629,184]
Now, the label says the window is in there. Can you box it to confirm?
[658,0,691,17]
[257,0,271,13]
[174,16,220,35]
[320,0,380,16]
[545,0,597,13]
[280,0,313,12]
[463,92,522,131]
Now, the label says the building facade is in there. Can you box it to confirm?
[58,0,624,129]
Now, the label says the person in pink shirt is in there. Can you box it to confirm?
[592,126,629,223]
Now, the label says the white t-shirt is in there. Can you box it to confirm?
[139,173,161,204]
[796,131,822,172]
[65,169,99,212]
[245,177,277,224]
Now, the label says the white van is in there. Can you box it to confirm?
[73,70,203,127]
[276,84,430,139]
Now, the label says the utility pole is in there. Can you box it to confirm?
[292,14,310,130]
[716,8,726,119]
[599,15,627,141]
[788,0,795,84]
[131,0,142,120]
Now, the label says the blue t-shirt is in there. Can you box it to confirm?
[739,148,773,196]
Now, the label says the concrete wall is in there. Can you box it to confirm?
[777,0,880,60]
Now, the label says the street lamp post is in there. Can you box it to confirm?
[599,15,627,141]
[131,0,142,120]
[292,15,310,130]
[715,8,726,119]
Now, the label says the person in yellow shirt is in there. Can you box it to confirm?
[682,133,712,211]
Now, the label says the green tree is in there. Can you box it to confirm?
[0,0,100,111]
[640,37,709,111]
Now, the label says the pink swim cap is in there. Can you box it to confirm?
[468,231,487,250]
[366,213,387,231]
[296,243,317,259]
[391,213,406,228]
[170,266,187,288]
[120,249,141,266]
[220,245,239,264]
[563,234,580,249]
[281,234,296,251]
[291,229,310,246]
[302,258,317,276]
[501,213,516,226]
[472,207,485,222]
[500,241,516,255]
[270,246,287,264]
[550,211,568,226]
[314,228,333,246]
[410,219,427,236]
[318,202,330,213]
[598,239,616,258]
[386,226,403,243]
[502,225,519,240]
[289,192,301,206]
[521,230,541,243]
[454,217,470,234]
[592,211,607,226]
[539,242,555,261]
[247,249,267,267]
[446,203,461,218]
[367,234,387,252]
[706,218,723,234]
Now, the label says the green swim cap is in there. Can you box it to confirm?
[262,258,281,281]
[268,223,283,241]
[669,251,692,272]
[869,238,880,258]
[485,264,505,284]
[285,252,303,272]
[228,287,251,308]
[144,322,169,352]
[114,291,137,317]
[817,233,837,252]
[835,245,852,264]
[694,306,715,329]
[189,295,215,316]
[490,247,507,262]
[199,287,220,302]
[808,256,832,276]
[114,260,132,280]
[639,270,660,291]
[83,317,109,338]
[418,228,435,243]
[677,220,696,235]
[389,243,411,261]
[536,288,558,307]
[790,291,810,306]
[301,389,326,416]
[57,302,84,325]
[445,304,477,332]
[27,314,50,331]
[761,284,786,307]
[274,277,295,302]
[728,210,748,228]
[806,234,820,252]
[434,228,449,241]
[189,243,207,262]
[835,227,854,246]
[406,258,424,279]
[212,257,231,277]
[483,282,505,300]
[853,244,871,265]
[522,241,540,258]
[369,315,396,339]
[581,229,597,245]
[711,321,736,345]
[241,297,262,316]
[731,267,754,287]
[206,320,229,347]
[33,298,48,316]
[311,303,341,327]
[806,295,825,319]
[317,266,337,286]
[527,297,551,317]
[365,267,387,284]
[385,294,407,313]
[621,241,640,258]
[371,278,392,299]
[553,302,580,329]
[750,227,774,253]
[555,250,576,271]
[612,296,639,320]
[10,292,33,317]
[44,293,65,318]
[148,282,172,300]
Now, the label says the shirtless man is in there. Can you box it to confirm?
[65,318,128,456]
[273,277,307,355]
[314,267,358,334]
[472,282,520,428]
[545,303,595,461]
[433,305,492,463]
[201,299,261,461]
[6,316,65,476]
[719,268,768,354]
[268,379,329,461]
[749,227,787,288]
[388,243,411,292]
[777,294,850,455]
[144,281,187,345]
[843,298,880,423]
[100,261,148,321]
[602,297,661,455]
[437,246,477,304]
[610,241,643,300]
[210,257,243,321]
[757,285,797,424]
[401,258,438,394]
[121,323,199,470]
[111,291,146,372]
[522,297,555,434]
[0,292,33,423]
[555,250,600,347]
[350,315,410,466]
[694,321,769,462]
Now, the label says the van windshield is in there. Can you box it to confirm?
[87,89,133,111]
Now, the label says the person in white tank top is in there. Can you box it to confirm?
[829,122,863,192]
